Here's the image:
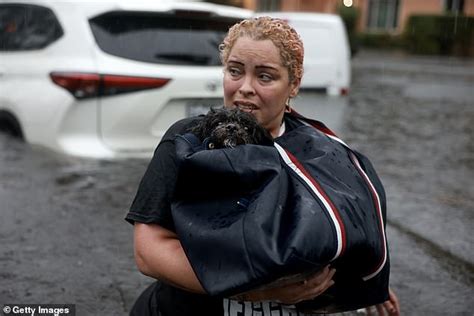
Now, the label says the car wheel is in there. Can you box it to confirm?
[0,111,24,140]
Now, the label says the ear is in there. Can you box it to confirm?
[289,78,301,98]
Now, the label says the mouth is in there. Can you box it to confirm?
[234,100,258,113]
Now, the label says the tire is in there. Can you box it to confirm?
[0,111,24,140]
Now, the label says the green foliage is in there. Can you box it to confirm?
[357,32,405,50]
[338,5,358,33]
[404,14,474,56]
[337,5,360,55]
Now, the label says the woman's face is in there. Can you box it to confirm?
[223,36,300,138]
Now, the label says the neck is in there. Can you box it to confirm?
[269,120,285,138]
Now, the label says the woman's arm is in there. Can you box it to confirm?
[133,222,206,294]
[133,222,336,302]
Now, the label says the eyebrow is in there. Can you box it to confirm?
[227,60,280,71]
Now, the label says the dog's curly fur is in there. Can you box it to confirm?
[190,108,273,149]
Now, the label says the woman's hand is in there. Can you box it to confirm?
[365,288,400,316]
[231,265,336,304]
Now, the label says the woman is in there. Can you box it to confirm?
[126,17,399,316]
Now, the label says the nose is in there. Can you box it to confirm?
[238,74,256,97]
[226,123,237,132]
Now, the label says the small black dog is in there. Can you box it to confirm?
[190,107,273,149]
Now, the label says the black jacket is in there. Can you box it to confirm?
[172,112,390,313]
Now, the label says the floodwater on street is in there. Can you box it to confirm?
[1,50,473,315]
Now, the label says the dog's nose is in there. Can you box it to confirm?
[226,124,237,132]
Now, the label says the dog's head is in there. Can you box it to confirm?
[190,108,273,149]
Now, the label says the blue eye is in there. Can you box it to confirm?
[228,67,241,76]
[260,73,272,82]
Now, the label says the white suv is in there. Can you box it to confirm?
[0,0,251,158]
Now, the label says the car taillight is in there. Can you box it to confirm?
[340,87,349,96]
[50,72,170,99]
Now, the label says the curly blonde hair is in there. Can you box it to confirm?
[219,16,304,84]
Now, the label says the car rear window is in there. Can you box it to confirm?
[0,4,63,51]
[89,11,242,66]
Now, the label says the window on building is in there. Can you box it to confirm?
[257,0,281,12]
[367,0,400,31]
[445,0,465,14]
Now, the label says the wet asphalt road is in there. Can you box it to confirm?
[1,50,473,315]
